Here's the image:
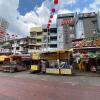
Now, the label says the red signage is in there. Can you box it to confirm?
[61,19,74,25]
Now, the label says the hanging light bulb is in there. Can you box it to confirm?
[48,24,51,27]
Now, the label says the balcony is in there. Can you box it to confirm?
[49,40,57,44]
[36,42,42,46]
[36,36,42,39]
[49,32,57,36]
[28,42,36,45]
[19,41,27,45]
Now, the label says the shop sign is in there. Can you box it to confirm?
[72,39,99,48]
[61,19,74,25]
[0,48,10,53]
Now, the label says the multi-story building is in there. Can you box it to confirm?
[49,24,57,50]
[76,12,99,39]
[42,24,57,51]
[0,17,9,42]
[29,27,43,52]
[42,25,48,51]
[57,13,76,49]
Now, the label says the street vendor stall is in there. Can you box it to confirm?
[41,50,73,75]
[30,52,41,73]
[0,55,10,71]
[2,55,27,73]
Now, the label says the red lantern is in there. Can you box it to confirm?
[50,15,53,18]
[49,20,52,23]
[54,0,58,4]
[52,8,56,13]
[48,24,50,26]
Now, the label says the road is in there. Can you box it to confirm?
[0,71,100,100]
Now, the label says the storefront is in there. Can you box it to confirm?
[72,38,100,73]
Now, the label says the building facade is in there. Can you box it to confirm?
[76,12,99,39]
[29,27,43,53]
[57,13,76,49]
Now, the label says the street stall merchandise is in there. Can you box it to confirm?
[72,36,100,74]
[0,55,28,73]
[41,50,73,75]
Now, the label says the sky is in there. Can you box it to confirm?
[0,0,100,37]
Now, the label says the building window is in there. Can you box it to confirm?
[16,47,20,50]
[50,28,57,33]
[36,46,41,49]
[43,29,47,32]
[37,39,41,42]
[30,32,36,37]
[37,32,42,36]
[50,37,57,41]
[50,44,57,48]
[29,46,35,49]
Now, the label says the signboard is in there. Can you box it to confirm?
[32,53,40,59]
[72,39,100,48]
[61,19,74,25]
[0,48,10,53]
[78,12,96,18]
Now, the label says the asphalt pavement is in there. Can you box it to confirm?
[0,71,100,100]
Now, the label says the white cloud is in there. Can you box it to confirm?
[0,0,95,38]
[82,8,91,13]
[64,0,76,4]
[89,0,100,11]
[0,0,29,38]
[58,9,72,14]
